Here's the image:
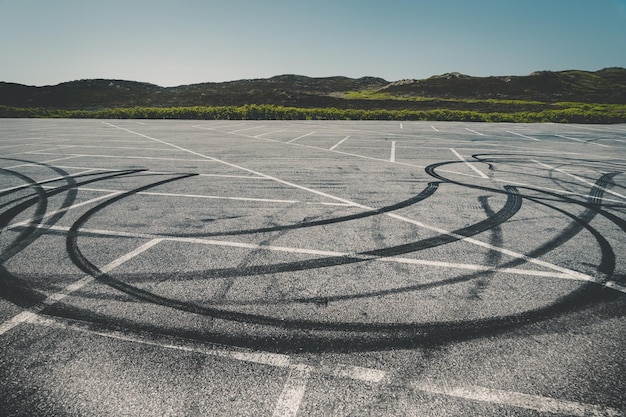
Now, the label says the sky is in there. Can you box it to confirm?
[1,0,625,87]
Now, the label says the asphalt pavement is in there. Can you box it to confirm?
[1,119,625,416]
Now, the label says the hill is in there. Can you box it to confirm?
[1,69,625,111]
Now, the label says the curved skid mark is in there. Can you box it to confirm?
[1,146,624,352]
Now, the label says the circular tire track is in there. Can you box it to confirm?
[58,154,626,351]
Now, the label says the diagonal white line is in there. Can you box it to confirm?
[533,160,626,200]
[555,134,610,148]
[22,315,625,417]
[465,128,484,136]
[451,148,489,178]
[102,123,603,285]
[411,381,623,417]
[272,364,312,417]
[255,129,287,138]
[8,192,123,230]
[0,169,99,195]
[0,239,163,336]
[229,125,266,133]
[29,224,606,285]
[286,131,315,143]
[329,136,350,151]
[506,131,541,141]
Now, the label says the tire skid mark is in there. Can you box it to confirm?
[1,150,624,352]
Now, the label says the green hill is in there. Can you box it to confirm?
[1,69,625,122]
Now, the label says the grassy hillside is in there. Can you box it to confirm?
[1,68,625,122]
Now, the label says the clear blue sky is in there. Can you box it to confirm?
[1,0,625,86]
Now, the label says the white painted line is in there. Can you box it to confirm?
[400,123,403,129]
[450,148,489,179]
[5,156,80,169]
[228,351,291,368]
[51,186,352,207]
[465,128,484,136]
[21,314,625,416]
[506,131,541,141]
[286,131,315,144]
[101,123,599,284]
[383,210,596,282]
[0,168,99,196]
[272,364,312,417]
[102,123,362,207]
[8,192,124,229]
[0,142,61,150]
[533,160,626,200]
[58,145,179,152]
[492,178,626,205]
[51,166,265,180]
[192,122,249,131]
[229,125,266,133]
[28,152,230,163]
[5,145,75,157]
[28,224,600,284]
[0,239,162,336]
[0,311,38,336]
[255,129,288,138]
[31,313,293,368]
[329,136,350,151]
[330,364,386,383]
[100,238,163,273]
[431,125,439,132]
[605,281,626,294]
[411,381,623,417]
[390,141,396,162]
[555,134,611,148]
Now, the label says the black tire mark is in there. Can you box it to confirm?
[159,181,442,238]
[0,162,155,307]
[65,184,522,327]
[66,173,199,279]
[42,281,624,353]
[3,152,621,353]
[427,157,624,282]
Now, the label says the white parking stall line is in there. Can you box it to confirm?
[431,125,439,132]
[0,238,163,336]
[101,123,609,288]
[18,314,625,417]
[0,168,99,195]
[555,134,611,148]
[506,131,541,141]
[465,128,484,136]
[28,152,240,164]
[286,131,315,143]
[49,165,265,180]
[255,129,288,138]
[410,381,623,417]
[329,136,350,151]
[26,223,607,285]
[8,191,124,229]
[533,160,626,200]
[390,141,396,162]
[272,364,312,417]
[0,142,64,150]
[5,145,75,157]
[450,148,489,178]
[5,156,81,169]
[229,125,266,133]
[47,185,353,206]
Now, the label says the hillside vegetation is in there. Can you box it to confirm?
[1,69,625,122]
